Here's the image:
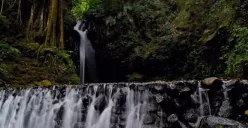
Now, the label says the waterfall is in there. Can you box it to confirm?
[4,81,242,128]
[74,21,98,84]
[222,80,232,100]
[198,82,211,117]
[0,84,152,128]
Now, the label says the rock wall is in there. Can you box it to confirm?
[1,79,248,128]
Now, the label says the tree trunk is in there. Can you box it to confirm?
[16,0,22,24]
[0,0,4,14]
[59,0,64,49]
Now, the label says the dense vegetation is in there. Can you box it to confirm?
[0,0,79,87]
[1,0,248,86]
[72,0,248,81]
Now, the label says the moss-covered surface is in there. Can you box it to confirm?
[0,1,80,87]
[0,42,80,87]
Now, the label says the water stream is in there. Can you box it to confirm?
[198,82,211,117]
[74,21,98,84]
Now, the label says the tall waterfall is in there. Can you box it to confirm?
[74,21,98,84]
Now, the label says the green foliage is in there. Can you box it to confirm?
[83,0,240,80]
[69,74,80,84]
[0,43,20,61]
[225,25,248,78]
[34,80,53,87]
[72,0,103,19]
[56,50,73,67]
[72,0,88,19]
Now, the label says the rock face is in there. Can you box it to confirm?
[199,116,248,128]
[0,80,248,128]
[201,77,223,88]
[218,100,232,118]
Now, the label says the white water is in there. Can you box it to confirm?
[198,82,211,116]
[0,88,82,128]
[74,21,98,84]
[125,88,147,128]
[222,80,232,100]
[0,85,152,128]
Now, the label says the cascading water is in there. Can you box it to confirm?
[74,21,98,84]
[0,84,151,128]
[197,82,211,117]
[222,80,232,100]
[1,80,246,128]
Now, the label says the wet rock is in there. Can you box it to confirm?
[173,99,181,108]
[184,108,198,122]
[240,80,248,86]
[143,113,156,125]
[154,94,164,103]
[142,124,159,128]
[179,86,191,96]
[96,85,105,96]
[82,95,91,107]
[167,114,178,123]
[113,89,126,107]
[120,112,127,121]
[147,103,158,112]
[94,94,107,113]
[58,86,66,97]
[237,99,245,108]
[138,85,146,91]
[190,93,199,104]
[111,114,118,123]
[178,121,188,128]
[199,116,248,128]
[201,102,212,115]
[202,77,223,88]
[218,100,232,118]
[154,84,165,92]
[112,106,122,115]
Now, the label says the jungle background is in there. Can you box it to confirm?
[0,0,248,87]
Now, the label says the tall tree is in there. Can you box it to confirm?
[0,0,71,49]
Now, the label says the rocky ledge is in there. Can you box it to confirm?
[1,78,248,128]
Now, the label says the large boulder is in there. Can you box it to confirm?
[199,116,248,128]
[218,100,232,118]
[94,94,107,113]
[201,77,223,88]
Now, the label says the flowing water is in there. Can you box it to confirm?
[0,84,150,128]
[74,21,98,84]
[198,82,211,117]
[222,80,232,100]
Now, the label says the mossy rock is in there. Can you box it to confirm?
[18,42,40,51]
[35,80,53,87]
